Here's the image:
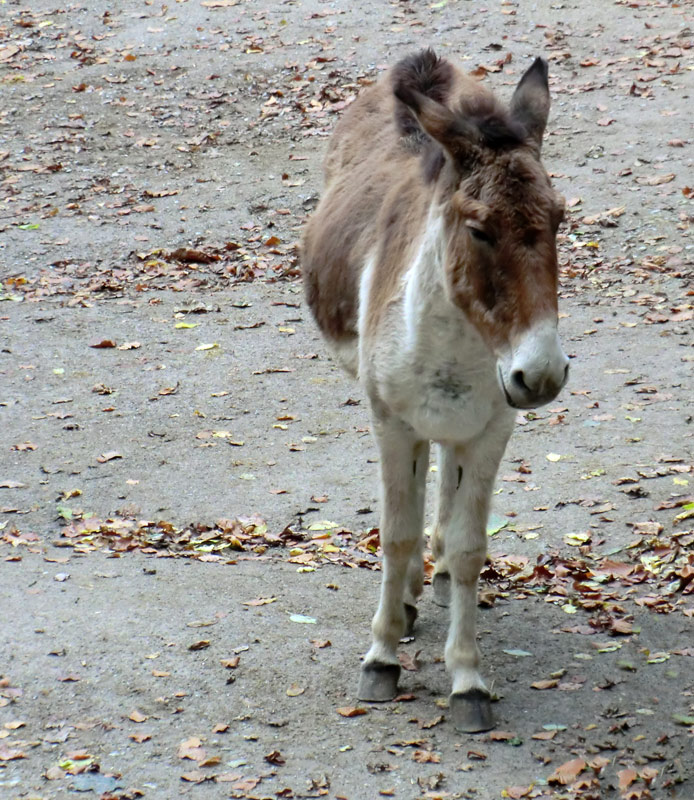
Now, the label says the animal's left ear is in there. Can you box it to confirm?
[510,57,550,150]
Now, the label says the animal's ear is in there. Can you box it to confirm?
[510,57,550,150]
[394,83,477,158]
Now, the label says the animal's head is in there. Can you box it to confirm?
[394,52,569,409]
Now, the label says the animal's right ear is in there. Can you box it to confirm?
[394,82,477,159]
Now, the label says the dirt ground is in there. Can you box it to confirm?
[1,1,693,798]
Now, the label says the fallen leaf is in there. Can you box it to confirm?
[531,730,557,740]
[0,745,26,761]
[289,614,316,624]
[549,758,587,785]
[242,596,277,606]
[97,451,122,463]
[413,749,440,763]
[531,679,559,690]
[265,750,286,765]
[337,706,367,718]
[618,769,638,791]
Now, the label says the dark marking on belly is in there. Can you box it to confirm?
[430,369,472,400]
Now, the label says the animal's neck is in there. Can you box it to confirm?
[402,204,465,350]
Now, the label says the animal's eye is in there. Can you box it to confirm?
[469,226,494,246]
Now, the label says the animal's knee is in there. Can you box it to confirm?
[431,525,445,560]
[447,546,486,585]
[381,535,420,561]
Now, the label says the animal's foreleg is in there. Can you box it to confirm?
[358,420,427,702]
[442,425,511,732]
[402,440,430,634]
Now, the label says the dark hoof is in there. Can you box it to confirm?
[432,572,450,608]
[450,688,494,733]
[357,662,401,702]
[404,603,418,637]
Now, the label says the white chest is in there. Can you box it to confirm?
[370,308,509,442]
[357,207,513,443]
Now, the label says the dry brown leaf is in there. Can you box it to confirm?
[178,737,206,761]
[549,758,587,785]
[412,749,440,763]
[242,596,277,606]
[265,749,286,765]
[488,730,517,741]
[618,768,638,791]
[0,745,25,761]
[336,706,367,718]
[636,173,675,186]
[531,679,559,690]
[181,770,207,783]
[504,786,533,799]
[531,730,557,740]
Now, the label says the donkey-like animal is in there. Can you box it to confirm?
[302,49,569,732]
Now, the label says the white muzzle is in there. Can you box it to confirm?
[498,319,569,409]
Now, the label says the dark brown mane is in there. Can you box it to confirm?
[392,49,454,145]
[459,95,526,150]
[393,50,526,180]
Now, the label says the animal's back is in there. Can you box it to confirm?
[302,77,418,353]
[302,54,492,360]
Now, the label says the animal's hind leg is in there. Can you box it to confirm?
[358,416,428,701]
[430,444,459,608]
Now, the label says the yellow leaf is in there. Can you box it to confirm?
[546,453,562,462]
[175,322,198,329]
[195,343,218,351]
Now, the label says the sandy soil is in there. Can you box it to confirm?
[1,1,693,798]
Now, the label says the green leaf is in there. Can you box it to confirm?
[673,714,694,726]
[486,514,508,536]
[289,614,316,624]
[17,223,40,230]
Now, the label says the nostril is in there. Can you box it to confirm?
[511,369,529,394]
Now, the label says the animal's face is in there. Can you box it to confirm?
[442,150,568,407]
[393,53,570,408]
